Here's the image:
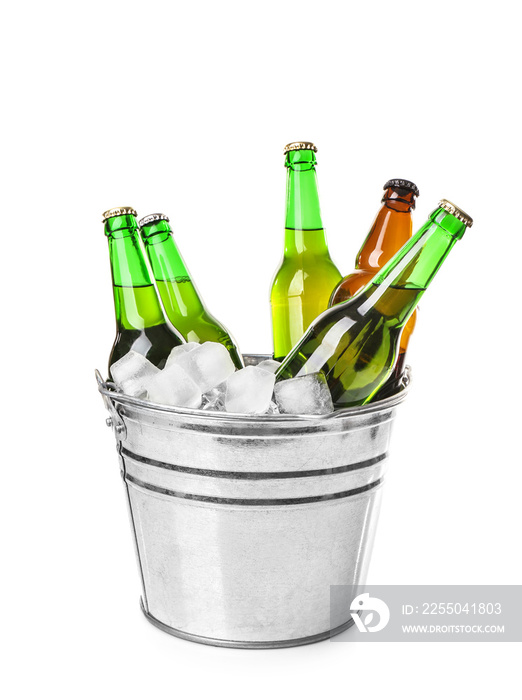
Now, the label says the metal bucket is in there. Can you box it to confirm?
[97,354,409,648]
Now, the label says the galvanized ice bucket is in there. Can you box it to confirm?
[97,354,409,648]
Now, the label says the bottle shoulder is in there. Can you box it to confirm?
[271,258,342,296]
[109,323,183,372]
[180,311,230,338]
[331,270,375,304]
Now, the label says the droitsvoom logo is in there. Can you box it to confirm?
[350,592,390,633]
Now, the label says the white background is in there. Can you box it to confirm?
[2,1,521,698]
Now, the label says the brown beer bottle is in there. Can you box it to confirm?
[329,179,419,394]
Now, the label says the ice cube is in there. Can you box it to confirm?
[274,372,334,415]
[257,359,281,374]
[200,383,227,412]
[146,363,201,408]
[225,366,276,414]
[170,341,236,393]
[165,341,200,366]
[110,350,160,398]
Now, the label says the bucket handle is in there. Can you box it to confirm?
[95,369,127,440]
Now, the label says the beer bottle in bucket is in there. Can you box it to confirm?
[139,213,244,369]
[275,200,473,408]
[270,142,342,361]
[330,179,419,396]
[103,207,184,375]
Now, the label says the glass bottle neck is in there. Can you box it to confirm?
[284,149,327,254]
[356,187,416,271]
[141,220,191,282]
[105,215,165,331]
[356,206,466,326]
[140,219,208,321]
[356,203,412,271]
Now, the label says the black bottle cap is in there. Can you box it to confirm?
[383,179,420,197]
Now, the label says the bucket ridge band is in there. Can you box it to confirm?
[121,446,387,479]
[124,472,384,505]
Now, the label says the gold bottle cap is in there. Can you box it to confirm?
[102,206,137,223]
[283,141,318,154]
[138,213,170,227]
[438,199,473,228]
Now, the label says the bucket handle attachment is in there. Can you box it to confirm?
[95,369,127,440]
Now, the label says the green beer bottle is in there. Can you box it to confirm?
[275,200,473,408]
[139,213,244,369]
[103,207,184,375]
[270,142,342,361]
